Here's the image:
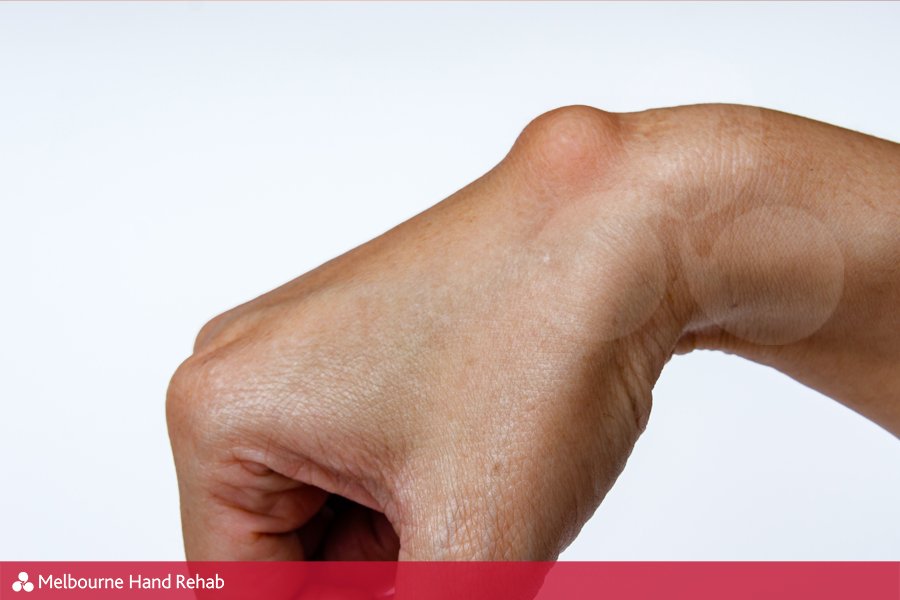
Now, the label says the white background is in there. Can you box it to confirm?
[1,2,898,560]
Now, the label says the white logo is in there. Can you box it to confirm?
[12,572,34,592]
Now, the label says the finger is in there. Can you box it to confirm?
[176,456,330,560]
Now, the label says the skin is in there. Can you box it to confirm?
[166,104,900,563]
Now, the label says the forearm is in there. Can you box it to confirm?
[621,105,900,435]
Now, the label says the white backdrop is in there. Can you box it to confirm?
[1,2,898,560]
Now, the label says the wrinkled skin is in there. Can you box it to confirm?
[167,105,900,562]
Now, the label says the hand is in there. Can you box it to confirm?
[167,106,679,562]
[167,104,900,563]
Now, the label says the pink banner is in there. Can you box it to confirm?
[2,562,897,599]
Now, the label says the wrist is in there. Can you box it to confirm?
[625,104,900,433]
[619,105,846,344]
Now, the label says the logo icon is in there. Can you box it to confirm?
[12,572,34,592]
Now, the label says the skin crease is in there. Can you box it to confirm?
[166,104,900,563]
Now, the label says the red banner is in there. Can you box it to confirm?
[2,562,897,599]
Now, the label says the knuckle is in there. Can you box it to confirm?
[165,350,234,447]
[165,355,206,443]
[193,304,271,354]
[193,310,236,352]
